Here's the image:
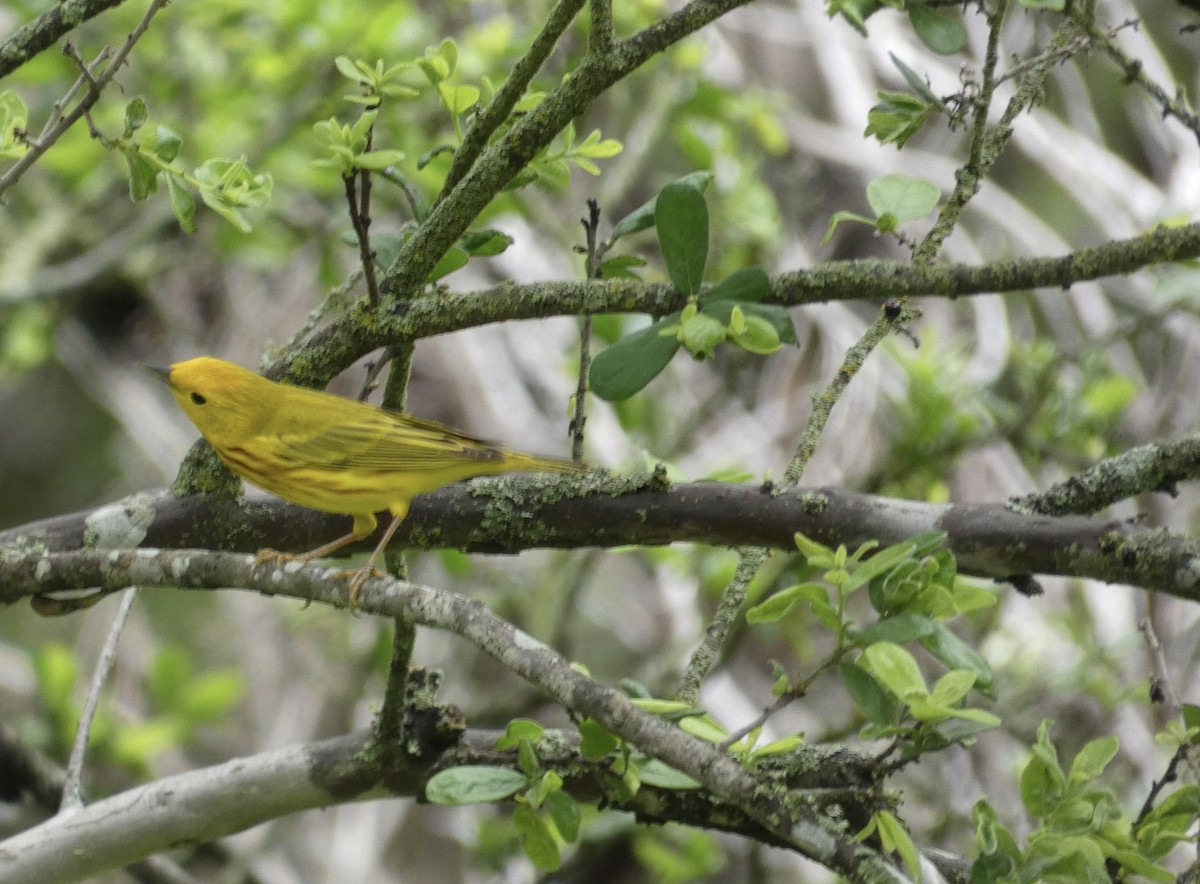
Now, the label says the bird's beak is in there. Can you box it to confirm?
[142,364,171,382]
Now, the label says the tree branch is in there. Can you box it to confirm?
[5,468,1200,602]
[0,551,909,882]
[0,0,128,81]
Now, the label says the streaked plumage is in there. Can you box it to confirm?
[160,357,585,603]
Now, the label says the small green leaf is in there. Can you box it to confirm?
[438,82,480,116]
[701,301,796,345]
[846,541,916,591]
[908,3,968,55]
[699,267,770,305]
[862,642,927,700]
[124,98,148,137]
[1068,735,1119,785]
[866,173,940,222]
[889,54,948,111]
[460,229,513,256]
[166,176,197,233]
[123,152,158,201]
[0,90,29,158]
[425,766,527,805]
[590,318,682,400]
[856,612,935,646]
[151,125,182,163]
[579,718,620,759]
[1019,0,1065,10]
[871,811,922,883]
[747,582,828,624]
[656,182,709,294]
[840,661,897,725]
[496,719,544,750]
[637,759,701,789]
[598,254,647,280]
[545,790,581,842]
[919,623,994,695]
[513,804,560,871]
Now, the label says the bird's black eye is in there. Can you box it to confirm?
[191,392,207,405]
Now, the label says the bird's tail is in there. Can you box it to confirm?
[503,451,590,474]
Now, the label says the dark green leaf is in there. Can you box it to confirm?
[908,4,968,55]
[151,125,182,163]
[656,182,708,295]
[698,267,770,306]
[590,317,681,401]
[123,98,148,137]
[496,719,544,750]
[124,152,158,202]
[579,718,620,759]
[425,766,527,805]
[840,661,897,725]
[889,54,949,111]
[919,623,994,696]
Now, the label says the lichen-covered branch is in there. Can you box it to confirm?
[0,0,127,81]
[0,550,910,882]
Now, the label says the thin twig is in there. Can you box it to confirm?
[343,168,381,306]
[60,587,139,812]
[570,199,603,460]
[0,0,171,197]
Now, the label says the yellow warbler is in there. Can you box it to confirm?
[158,356,585,603]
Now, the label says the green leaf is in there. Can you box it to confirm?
[1068,735,1119,785]
[0,90,29,158]
[609,171,713,243]
[438,82,480,117]
[846,541,916,590]
[590,317,681,401]
[866,173,940,222]
[700,301,797,345]
[166,176,197,233]
[856,612,935,645]
[729,314,783,354]
[794,532,837,567]
[151,125,182,163]
[656,182,709,294]
[354,148,406,170]
[908,3,968,55]
[872,811,922,882]
[1019,0,1065,9]
[427,246,469,281]
[1083,374,1137,418]
[1182,704,1200,735]
[699,267,770,305]
[124,98,148,137]
[513,804,560,871]
[579,718,620,759]
[496,718,544,750]
[637,758,701,789]
[545,790,581,842]
[889,53,948,111]
[919,623,994,695]
[748,582,826,623]
[425,766,527,805]
[598,254,647,280]
[840,661,897,725]
[123,152,159,202]
[929,668,976,706]
[862,642,927,700]
[460,229,513,256]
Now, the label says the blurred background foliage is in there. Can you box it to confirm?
[3,0,1200,879]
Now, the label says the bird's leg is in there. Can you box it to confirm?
[344,504,409,608]
[255,513,378,567]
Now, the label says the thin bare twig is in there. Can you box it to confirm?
[60,587,139,811]
[0,0,171,197]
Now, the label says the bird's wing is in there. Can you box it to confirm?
[267,409,503,472]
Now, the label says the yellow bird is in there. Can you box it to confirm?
[158,357,586,604]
